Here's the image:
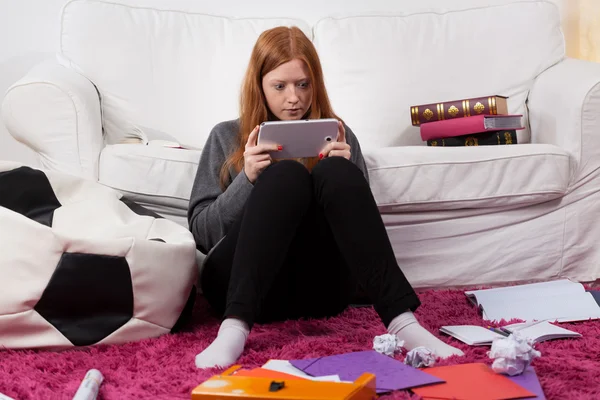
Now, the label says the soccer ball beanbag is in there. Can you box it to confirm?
[0,162,198,349]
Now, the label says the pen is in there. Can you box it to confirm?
[487,326,509,337]
[498,327,513,336]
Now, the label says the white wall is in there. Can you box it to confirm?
[0,0,566,166]
[0,0,69,165]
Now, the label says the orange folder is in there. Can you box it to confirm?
[411,363,536,400]
[233,368,306,381]
[191,365,377,400]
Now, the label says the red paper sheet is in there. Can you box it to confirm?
[412,363,536,400]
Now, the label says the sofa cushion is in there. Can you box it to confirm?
[365,143,571,212]
[313,0,565,149]
[100,141,571,216]
[99,144,200,203]
[59,0,311,148]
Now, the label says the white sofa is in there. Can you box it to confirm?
[3,0,600,289]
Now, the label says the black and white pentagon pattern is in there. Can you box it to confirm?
[0,166,61,226]
[0,165,198,348]
[0,166,135,345]
[34,252,134,346]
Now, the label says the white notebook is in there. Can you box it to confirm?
[439,325,504,346]
[464,279,600,323]
[440,321,581,346]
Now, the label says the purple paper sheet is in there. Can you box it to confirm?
[289,357,319,371]
[290,350,443,393]
[507,367,547,399]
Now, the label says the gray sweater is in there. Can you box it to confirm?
[188,119,369,254]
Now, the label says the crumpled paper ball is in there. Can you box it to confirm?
[373,334,405,356]
[488,331,541,376]
[405,346,436,368]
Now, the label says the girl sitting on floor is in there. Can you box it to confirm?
[188,25,464,368]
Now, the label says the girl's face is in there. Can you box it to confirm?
[262,58,313,120]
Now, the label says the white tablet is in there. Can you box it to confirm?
[257,118,338,159]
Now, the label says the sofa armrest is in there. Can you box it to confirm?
[1,59,103,179]
[528,58,600,188]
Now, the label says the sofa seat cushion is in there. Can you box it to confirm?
[99,142,572,216]
[99,144,200,202]
[365,144,571,213]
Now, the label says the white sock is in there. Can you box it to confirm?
[195,318,250,369]
[388,311,464,359]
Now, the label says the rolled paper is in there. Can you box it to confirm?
[72,369,104,400]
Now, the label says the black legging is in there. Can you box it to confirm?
[200,157,420,328]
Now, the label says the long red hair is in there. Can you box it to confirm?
[220,26,341,188]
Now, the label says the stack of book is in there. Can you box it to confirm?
[410,95,524,146]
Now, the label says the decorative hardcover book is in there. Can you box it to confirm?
[427,130,517,146]
[410,95,508,126]
[420,114,523,141]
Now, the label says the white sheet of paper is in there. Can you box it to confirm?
[261,360,341,382]
[466,279,583,306]
[482,292,600,322]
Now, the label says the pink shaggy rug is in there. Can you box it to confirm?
[1,289,599,400]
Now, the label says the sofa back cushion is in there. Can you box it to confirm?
[313,0,565,148]
[59,0,310,147]
[59,0,564,149]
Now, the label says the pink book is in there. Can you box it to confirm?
[420,114,524,141]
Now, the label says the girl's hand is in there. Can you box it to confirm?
[319,120,350,160]
[243,125,282,183]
